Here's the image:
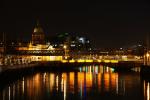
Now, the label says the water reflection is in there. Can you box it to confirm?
[143,80,150,100]
[0,65,142,100]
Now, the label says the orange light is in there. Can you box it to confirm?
[85,60,93,62]
[146,53,150,57]
[104,60,110,63]
[97,60,101,62]
[61,60,68,63]
[110,60,118,63]
[69,60,75,63]
[77,60,85,63]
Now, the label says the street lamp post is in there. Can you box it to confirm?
[146,52,149,65]
[63,45,67,59]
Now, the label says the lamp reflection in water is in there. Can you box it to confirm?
[144,80,150,100]
[50,73,54,91]
[64,79,66,100]
[22,77,25,94]
[8,86,10,100]
[62,73,67,100]
[1,64,143,100]
[0,65,119,100]
[148,83,149,100]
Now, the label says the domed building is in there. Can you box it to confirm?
[32,20,45,45]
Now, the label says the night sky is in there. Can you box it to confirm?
[1,0,150,48]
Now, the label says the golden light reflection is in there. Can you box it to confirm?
[69,72,74,92]
[0,65,124,100]
[50,73,54,91]
[86,73,93,91]
[34,74,40,87]
[147,83,150,100]
[98,73,101,90]
[61,75,64,92]
[104,73,110,92]
[144,81,150,100]
[56,75,59,91]
[78,72,84,93]
[43,73,46,83]
[22,77,24,94]
[110,73,118,94]
[33,73,41,97]
[62,73,67,100]
[99,65,104,73]
[116,75,119,94]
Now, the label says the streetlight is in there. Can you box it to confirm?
[145,52,150,65]
[63,45,67,59]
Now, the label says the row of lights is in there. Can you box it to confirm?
[61,59,119,63]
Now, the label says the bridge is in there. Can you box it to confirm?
[4,49,144,63]
[0,48,147,74]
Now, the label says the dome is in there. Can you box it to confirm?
[33,27,44,33]
[33,20,44,33]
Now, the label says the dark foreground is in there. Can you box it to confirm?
[0,64,148,100]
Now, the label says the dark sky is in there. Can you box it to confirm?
[1,0,150,47]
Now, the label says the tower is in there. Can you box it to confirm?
[32,20,45,45]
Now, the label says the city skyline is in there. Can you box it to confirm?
[0,0,150,47]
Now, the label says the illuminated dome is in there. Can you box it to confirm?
[33,20,44,33]
[33,27,44,33]
[32,20,45,45]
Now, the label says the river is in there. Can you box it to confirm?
[0,64,148,100]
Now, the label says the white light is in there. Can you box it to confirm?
[71,44,75,47]
[147,53,150,57]
[47,42,50,45]
[87,40,90,43]
[63,45,67,49]
[79,37,85,44]
[138,44,142,46]
[9,86,10,100]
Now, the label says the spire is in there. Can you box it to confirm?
[36,20,40,27]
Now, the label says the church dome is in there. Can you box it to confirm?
[33,27,44,33]
[33,20,44,33]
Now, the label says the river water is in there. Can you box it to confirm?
[0,65,149,100]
